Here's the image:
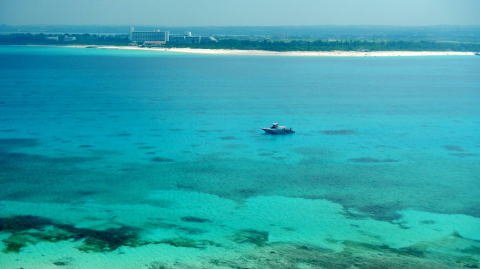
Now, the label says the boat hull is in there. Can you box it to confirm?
[262,128,295,135]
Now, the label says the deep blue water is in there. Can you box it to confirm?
[0,46,479,268]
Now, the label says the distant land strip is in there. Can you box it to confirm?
[1,33,480,52]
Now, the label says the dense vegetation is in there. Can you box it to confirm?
[1,33,480,52]
[0,33,129,46]
[165,39,480,52]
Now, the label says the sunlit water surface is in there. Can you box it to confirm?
[0,46,479,268]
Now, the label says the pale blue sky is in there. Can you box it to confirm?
[1,0,479,26]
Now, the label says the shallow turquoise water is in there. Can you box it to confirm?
[0,46,479,268]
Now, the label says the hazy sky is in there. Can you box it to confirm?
[1,0,479,26]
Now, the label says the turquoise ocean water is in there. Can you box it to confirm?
[0,46,479,268]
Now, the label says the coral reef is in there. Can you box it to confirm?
[148,242,477,269]
[0,215,222,254]
[180,216,212,223]
[231,229,269,246]
[158,238,218,248]
[444,145,465,152]
[0,138,38,152]
[0,215,142,253]
[219,136,237,140]
[151,157,175,162]
[349,157,399,163]
[321,130,357,135]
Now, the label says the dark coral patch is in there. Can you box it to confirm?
[158,238,199,248]
[0,129,16,133]
[3,234,36,252]
[0,215,142,253]
[74,226,141,252]
[151,157,174,162]
[176,183,195,190]
[321,130,357,135]
[181,216,212,223]
[357,204,402,221]
[342,209,368,220]
[119,168,135,172]
[158,238,217,248]
[291,147,330,158]
[75,190,99,196]
[444,145,465,152]
[236,188,259,197]
[138,146,156,150]
[53,261,69,266]
[0,138,39,152]
[461,246,480,255]
[450,153,478,158]
[219,136,237,140]
[1,219,74,253]
[0,152,97,170]
[349,157,399,163]
[0,215,53,232]
[231,229,269,246]
[79,145,93,148]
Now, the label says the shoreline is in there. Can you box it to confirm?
[20,44,478,57]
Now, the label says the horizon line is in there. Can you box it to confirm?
[2,24,480,28]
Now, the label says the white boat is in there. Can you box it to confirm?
[261,123,295,135]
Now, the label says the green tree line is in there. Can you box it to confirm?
[166,39,480,52]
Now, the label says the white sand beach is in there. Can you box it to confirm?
[66,45,476,57]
